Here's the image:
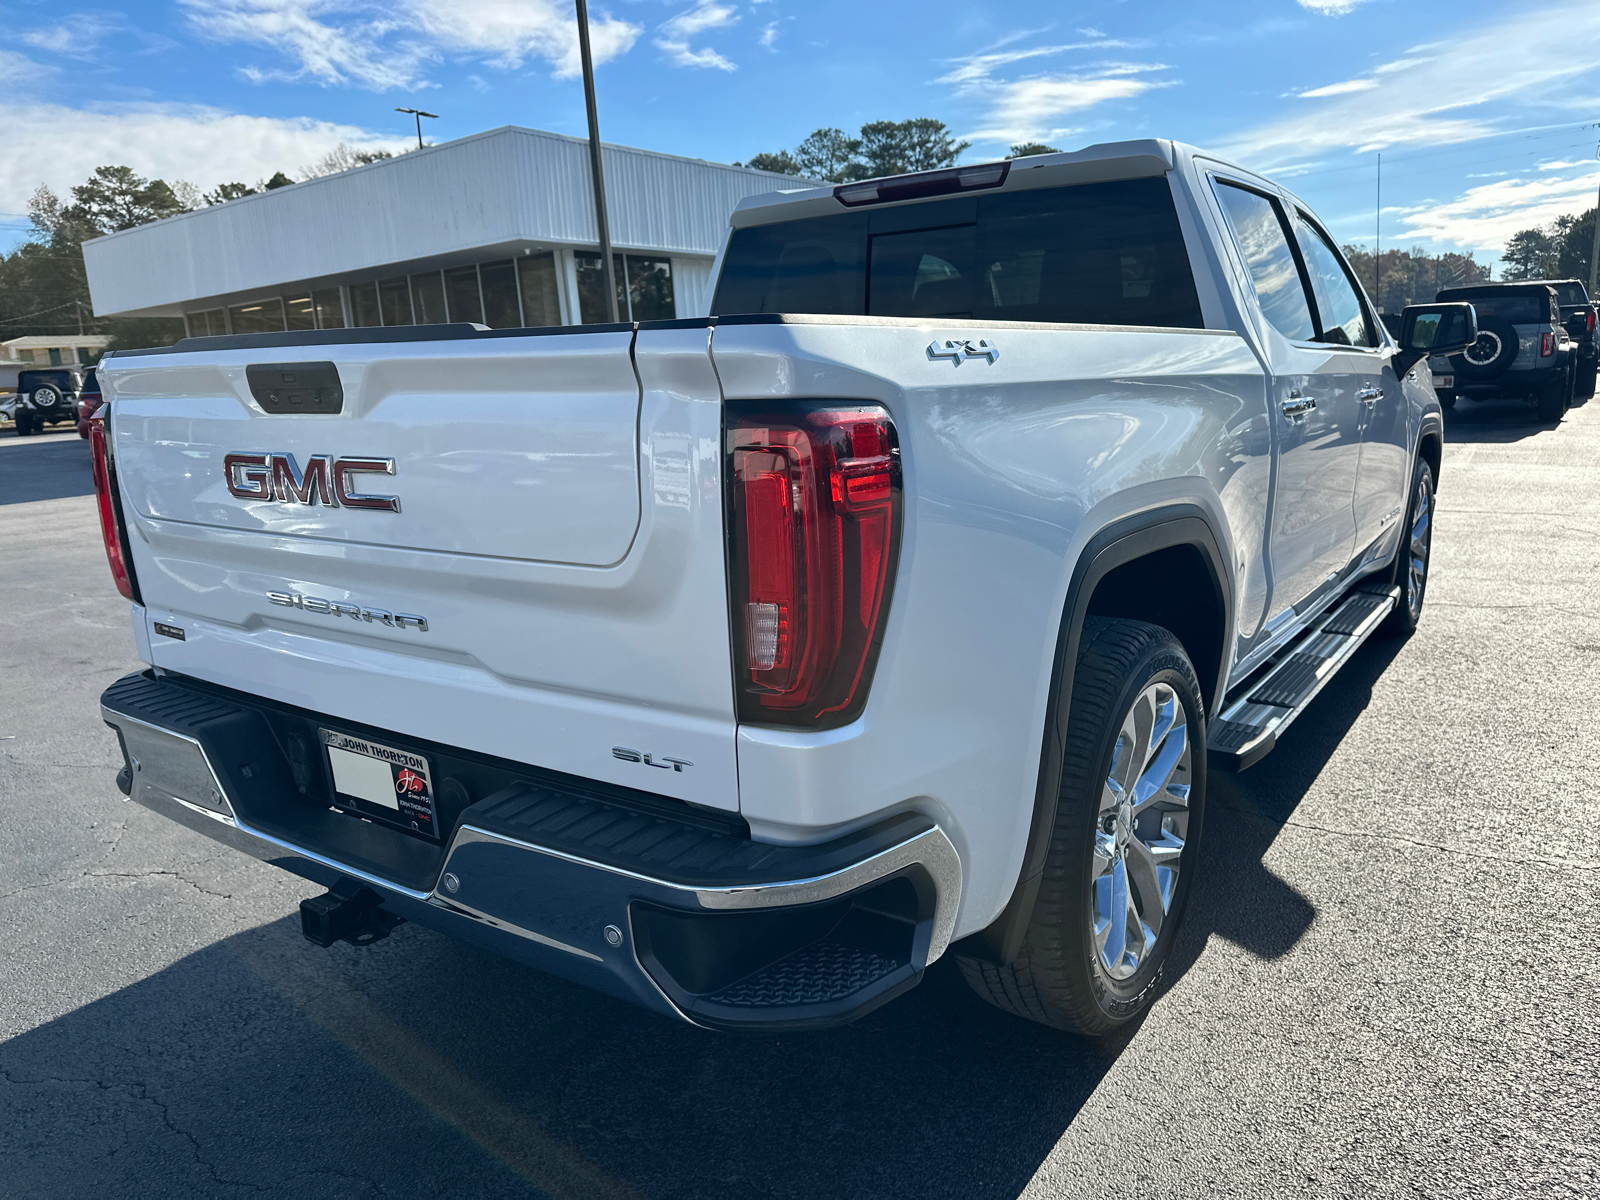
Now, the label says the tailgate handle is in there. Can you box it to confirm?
[246,362,343,415]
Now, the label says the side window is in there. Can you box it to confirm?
[1214,181,1315,342]
[1293,213,1377,347]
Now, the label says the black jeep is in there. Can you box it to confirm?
[1431,283,1577,422]
[6,368,83,436]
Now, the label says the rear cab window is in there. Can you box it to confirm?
[1445,293,1554,325]
[711,176,1205,329]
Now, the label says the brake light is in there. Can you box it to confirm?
[1588,309,1596,334]
[727,404,901,728]
[1541,332,1554,357]
[89,415,141,603]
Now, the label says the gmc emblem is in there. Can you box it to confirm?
[224,452,400,512]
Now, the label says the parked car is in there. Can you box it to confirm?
[93,139,1471,1035]
[76,367,103,438]
[4,367,84,435]
[1431,283,1577,420]
[1526,278,1598,399]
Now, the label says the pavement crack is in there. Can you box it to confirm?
[1217,803,1600,870]
[84,868,235,899]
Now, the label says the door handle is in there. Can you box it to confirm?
[1281,390,1317,421]
[1357,385,1383,404]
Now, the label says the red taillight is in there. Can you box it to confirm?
[1541,332,1555,357]
[1588,309,1596,334]
[728,404,901,728]
[89,417,140,603]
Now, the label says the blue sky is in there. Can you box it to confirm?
[2,0,1599,271]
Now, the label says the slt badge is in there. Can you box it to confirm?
[927,337,999,366]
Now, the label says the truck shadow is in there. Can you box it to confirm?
[1443,394,1574,443]
[0,642,1403,1200]
[0,429,95,506]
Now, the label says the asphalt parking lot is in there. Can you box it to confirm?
[2,404,1596,1200]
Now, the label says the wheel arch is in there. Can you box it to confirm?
[960,504,1232,965]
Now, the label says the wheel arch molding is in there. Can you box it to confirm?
[958,503,1233,966]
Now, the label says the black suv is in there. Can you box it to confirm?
[6,368,83,435]
[1526,278,1598,399]
[1431,283,1577,422]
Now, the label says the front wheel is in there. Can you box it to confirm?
[959,618,1205,1034]
[13,412,35,436]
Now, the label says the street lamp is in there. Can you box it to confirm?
[395,107,438,151]
[574,0,621,323]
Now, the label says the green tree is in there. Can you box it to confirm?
[66,165,191,233]
[262,171,296,190]
[857,118,969,177]
[204,182,257,205]
[795,128,864,182]
[1556,208,1596,284]
[1008,142,1061,158]
[1500,227,1558,280]
[739,150,802,175]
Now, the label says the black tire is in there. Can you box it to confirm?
[1535,369,1567,422]
[1578,358,1598,402]
[958,618,1206,1034]
[1438,393,1456,410]
[1382,457,1435,637]
[14,412,35,436]
[1451,317,1519,380]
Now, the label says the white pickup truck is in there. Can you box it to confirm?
[93,140,1475,1034]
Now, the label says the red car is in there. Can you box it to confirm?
[76,368,102,438]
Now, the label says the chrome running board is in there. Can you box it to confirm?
[1208,584,1399,771]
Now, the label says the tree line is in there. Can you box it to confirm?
[0,146,398,351]
[1499,209,1597,284]
[736,117,1058,182]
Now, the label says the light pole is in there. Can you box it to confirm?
[575,0,621,323]
[395,107,437,151]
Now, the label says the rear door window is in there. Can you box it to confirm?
[712,176,1204,328]
[1213,181,1316,342]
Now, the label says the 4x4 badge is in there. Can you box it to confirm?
[927,337,999,365]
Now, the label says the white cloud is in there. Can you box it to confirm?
[0,99,408,216]
[1297,0,1371,13]
[181,0,641,89]
[759,20,779,50]
[22,13,120,57]
[1396,168,1600,251]
[1220,11,1600,166]
[937,37,1167,146]
[655,1,738,71]
[1296,78,1377,98]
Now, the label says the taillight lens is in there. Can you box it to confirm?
[1588,309,1596,334]
[1541,332,1555,357]
[89,415,140,603]
[727,403,901,728]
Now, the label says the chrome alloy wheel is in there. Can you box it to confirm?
[1463,331,1502,367]
[1091,681,1192,981]
[1405,470,1433,620]
[30,386,59,410]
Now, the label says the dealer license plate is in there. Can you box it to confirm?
[320,728,441,840]
[1434,374,1454,389]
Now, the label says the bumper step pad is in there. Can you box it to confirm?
[1207,584,1398,771]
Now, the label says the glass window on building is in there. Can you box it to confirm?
[576,253,627,324]
[350,282,381,327]
[285,294,316,331]
[518,252,561,328]
[626,256,675,322]
[186,308,226,337]
[577,253,677,323]
[379,276,413,326]
[411,272,447,324]
[228,298,287,335]
[48,348,63,366]
[445,265,483,324]
[312,288,345,329]
[479,259,521,328]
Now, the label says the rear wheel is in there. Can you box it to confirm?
[1382,457,1434,636]
[1536,369,1567,422]
[958,618,1205,1034]
[1578,358,1598,402]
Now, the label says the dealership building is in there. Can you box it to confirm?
[82,125,804,335]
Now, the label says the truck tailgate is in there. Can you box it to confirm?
[103,326,738,811]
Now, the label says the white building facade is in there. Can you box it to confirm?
[82,126,806,336]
